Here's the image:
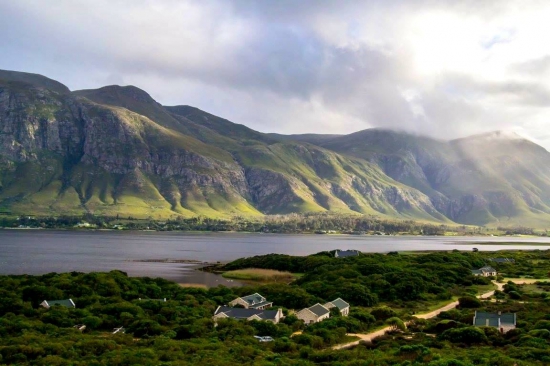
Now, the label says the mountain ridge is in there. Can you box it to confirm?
[1,69,549,227]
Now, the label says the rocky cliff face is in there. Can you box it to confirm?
[2,69,550,226]
[298,128,550,226]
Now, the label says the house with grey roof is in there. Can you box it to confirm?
[213,306,283,324]
[40,299,75,309]
[473,311,516,333]
[138,298,167,302]
[229,293,273,310]
[324,298,350,316]
[490,258,515,263]
[335,249,360,258]
[296,303,330,325]
[471,266,497,277]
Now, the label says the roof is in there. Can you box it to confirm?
[308,303,330,317]
[249,300,273,309]
[214,306,279,321]
[241,293,266,306]
[327,298,350,310]
[45,299,75,308]
[335,250,360,258]
[474,311,516,327]
[480,266,497,272]
[490,258,515,263]
[471,269,483,275]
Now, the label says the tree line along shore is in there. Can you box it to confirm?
[1,213,547,236]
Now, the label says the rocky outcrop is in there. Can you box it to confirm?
[3,69,550,225]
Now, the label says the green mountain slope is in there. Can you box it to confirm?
[71,83,446,219]
[294,130,550,227]
[1,69,550,227]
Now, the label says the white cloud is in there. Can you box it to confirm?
[1,0,550,148]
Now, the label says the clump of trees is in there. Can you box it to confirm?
[223,251,489,308]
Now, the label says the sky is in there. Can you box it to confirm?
[1,0,550,147]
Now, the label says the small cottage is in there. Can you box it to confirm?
[40,299,76,309]
[490,258,515,263]
[296,303,330,325]
[324,298,350,316]
[335,249,360,258]
[213,306,283,324]
[473,311,516,333]
[229,293,273,310]
[471,266,497,277]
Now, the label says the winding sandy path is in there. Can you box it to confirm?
[333,281,505,350]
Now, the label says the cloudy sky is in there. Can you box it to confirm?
[1,0,550,147]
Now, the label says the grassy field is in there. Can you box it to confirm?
[471,283,497,294]
[221,268,297,282]
[178,283,208,289]
[502,277,549,283]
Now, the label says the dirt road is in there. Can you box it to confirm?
[333,281,504,350]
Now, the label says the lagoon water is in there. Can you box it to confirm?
[2,230,550,285]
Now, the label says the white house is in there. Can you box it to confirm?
[324,298,350,316]
[296,303,330,325]
[229,293,273,310]
[471,266,497,277]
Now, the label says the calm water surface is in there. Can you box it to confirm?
[2,230,550,285]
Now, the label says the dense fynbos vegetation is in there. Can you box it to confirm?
[1,250,550,364]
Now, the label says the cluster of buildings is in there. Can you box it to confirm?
[213,292,350,325]
[295,298,350,324]
[39,252,517,336]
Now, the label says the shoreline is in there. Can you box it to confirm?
[1,226,547,239]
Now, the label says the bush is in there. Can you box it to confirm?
[458,296,482,308]
[370,307,397,321]
[440,326,488,345]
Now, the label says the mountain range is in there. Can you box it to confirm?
[1,69,549,227]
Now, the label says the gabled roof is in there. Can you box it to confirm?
[335,250,360,258]
[214,306,279,321]
[44,299,75,308]
[327,298,350,310]
[241,293,266,306]
[474,311,516,327]
[490,258,515,263]
[480,266,497,272]
[249,300,273,309]
[308,303,330,317]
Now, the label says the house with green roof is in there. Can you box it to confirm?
[473,311,516,333]
[296,303,330,325]
[324,298,350,316]
[229,293,273,310]
[40,299,75,309]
